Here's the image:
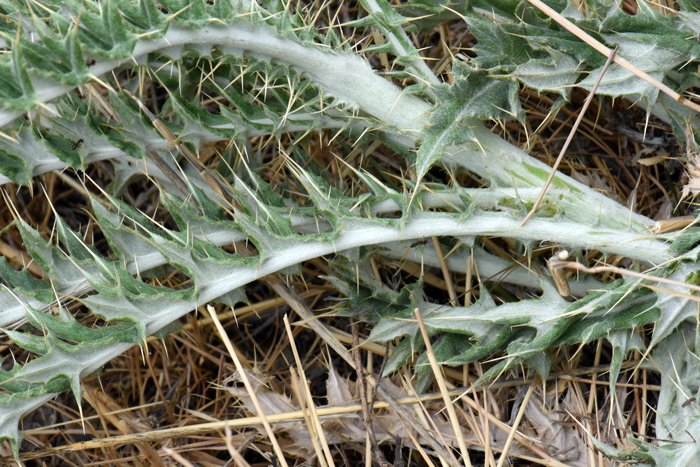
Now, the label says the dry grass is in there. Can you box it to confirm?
[0,0,692,465]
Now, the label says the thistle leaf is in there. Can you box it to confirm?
[414,62,523,187]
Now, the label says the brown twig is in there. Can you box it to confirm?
[465,249,473,306]
[284,315,335,467]
[205,305,290,467]
[270,282,459,465]
[527,0,700,114]
[233,235,458,465]
[414,308,473,467]
[651,216,695,234]
[81,383,166,467]
[431,236,458,305]
[549,259,700,296]
[11,369,635,466]
[145,149,192,198]
[351,319,389,467]
[495,382,536,467]
[521,45,619,226]
[547,250,572,297]
[400,374,462,467]
[83,84,193,202]
[124,90,241,213]
[392,436,405,467]
[0,238,47,280]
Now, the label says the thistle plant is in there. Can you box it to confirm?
[1,0,700,465]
